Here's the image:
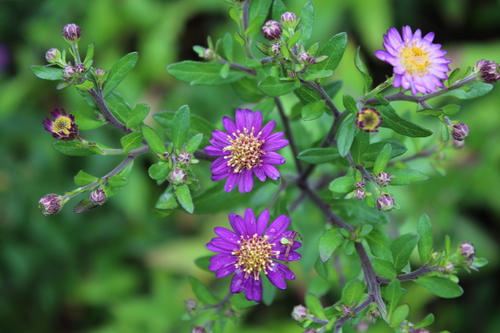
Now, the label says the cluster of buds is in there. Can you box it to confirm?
[155,144,200,186]
[475,59,500,83]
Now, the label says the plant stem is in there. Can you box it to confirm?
[377,265,438,284]
[88,88,132,134]
[275,97,303,174]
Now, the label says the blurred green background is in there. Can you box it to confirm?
[2,0,500,332]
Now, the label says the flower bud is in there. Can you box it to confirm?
[376,194,394,212]
[280,11,297,25]
[168,168,187,185]
[291,305,308,321]
[271,42,281,56]
[38,194,64,216]
[75,63,86,74]
[298,51,311,63]
[45,48,61,64]
[355,189,366,201]
[357,108,382,132]
[42,108,79,141]
[409,329,431,333]
[262,20,283,41]
[62,23,82,43]
[459,241,475,265]
[89,188,106,206]
[190,326,206,333]
[177,152,192,166]
[356,181,365,189]
[453,139,465,149]
[476,59,500,83]
[376,172,392,187]
[451,122,469,141]
[62,65,76,81]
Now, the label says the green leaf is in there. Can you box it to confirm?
[219,62,230,79]
[373,143,392,174]
[385,279,402,316]
[389,168,429,185]
[363,140,407,162]
[261,273,277,306]
[301,100,326,121]
[231,293,257,310]
[389,304,409,328]
[172,105,190,148]
[188,276,219,304]
[312,32,348,72]
[174,184,194,214]
[258,77,297,97]
[342,279,364,306]
[298,147,339,164]
[74,170,98,186]
[102,52,139,97]
[390,233,419,273]
[166,61,246,85]
[298,1,314,44]
[354,47,373,93]
[336,114,357,157]
[120,132,144,153]
[365,227,393,260]
[342,94,358,115]
[294,85,322,105]
[305,293,327,320]
[148,163,171,181]
[318,229,344,262]
[52,141,103,156]
[141,125,167,154]
[314,256,330,281]
[271,0,287,20]
[154,111,214,146]
[377,105,433,138]
[107,175,129,187]
[442,82,493,99]
[333,200,389,225]
[83,43,94,65]
[328,175,355,194]
[372,258,397,280]
[249,0,272,34]
[222,32,234,62]
[415,276,464,298]
[194,255,211,272]
[231,77,264,102]
[152,186,178,216]
[72,111,106,130]
[350,131,370,165]
[414,313,435,328]
[104,91,132,125]
[441,104,460,116]
[126,103,150,129]
[73,198,101,214]
[30,65,63,81]
[302,70,333,81]
[184,133,204,154]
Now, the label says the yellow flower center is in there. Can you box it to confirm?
[400,44,431,76]
[223,127,265,173]
[232,234,278,280]
[357,109,381,131]
[52,116,72,135]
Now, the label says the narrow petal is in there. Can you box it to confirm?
[256,209,270,235]
[208,238,239,252]
[261,164,281,180]
[229,213,247,236]
[222,116,237,135]
[205,145,225,156]
[244,277,262,301]
[260,120,276,139]
[261,152,286,165]
[253,166,266,182]
[266,265,287,289]
[214,227,240,243]
[266,215,291,237]
[238,169,254,193]
[244,208,257,236]
[275,262,296,280]
[252,110,263,132]
[209,253,237,271]
[230,271,246,294]
[224,172,240,192]
[262,138,289,151]
[215,263,237,278]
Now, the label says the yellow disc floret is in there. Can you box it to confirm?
[52,116,73,135]
[232,234,278,280]
[223,127,265,173]
[399,43,431,76]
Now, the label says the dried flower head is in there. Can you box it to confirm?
[206,209,301,302]
[356,108,382,132]
[375,26,451,95]
[42,108,79,141]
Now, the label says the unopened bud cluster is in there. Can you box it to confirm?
[476,59,500,83]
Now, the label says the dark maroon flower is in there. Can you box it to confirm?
[42,108,79,141]
[204,108,288,193]
[206,209,301,302]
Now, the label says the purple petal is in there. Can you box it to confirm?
[207,238,239,252]
[205,145,225,156]
[229,213,247,236]
[214,227,240,243]
[230,270,246,294]
[244,277,262,301]
[215,263,237,278]
[209,253,237,271]
[251,110,263,132]
[262,138,289,151]
[222,116,237,135]
[261,152,286,165]
[266,265,287,289]
[235,108,248,129]
[224,172,240,192]
[260,120,276,139]
[266,215,291,237]
[253,166,266,182]
[256,210,270,235]
[261,164,281,180]
[275,261,296,280]
[238,169,254,193]
[243,208,257,236]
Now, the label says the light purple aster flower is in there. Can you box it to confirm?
[204,108,289,193]
[206,208,301,302]
[375,26,452,95]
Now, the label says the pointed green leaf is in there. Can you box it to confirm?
[415,276,463,298]
[73,111,106,130]
[351,131,370,165]
[372,258,397,280]
[389,168,429,185]
[53,141,103,156]
[107,175,128,187]
[120,131,144,153]
[389,304,410,328]
[141,125,167,154]
[74,170,98,186]
[30,65,63,80]
[174,184,194,214]
[184,133,204,154]
[148,163,171,181]
[105,91,132,125]
[385,279,403,316]
[414,313,435,328]
[336,114,357,157]
[126,103,150,129]
[258,77,297,97]
[343,94,358,115]
[318,228,344,262]
[364,140,407,162]
[391,233,419,273]
[442,82,493,99]
[166,61,246,85]
[305,293,327,320]
[153,186,178,216]
[222,32,234,61]
[298,147,339,164]
[102,52,138,97]
[298,1,314,44]
[365,227,393,260]
[342,279,365,306]
[377,105,433,138]
[312,32,347,72]
[354,47,373,93]
[188,276,219,304]
[314,257,330,281]
[302,100,326,121]
[172,105,190,148]
[373,143,392,174]
[73,197,100,214]
[329,175,356,194]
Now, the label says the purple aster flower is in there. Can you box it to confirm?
[206,208,301,302]
[42,108,79,141]
[375,26,452,95]
[204,108,289,193]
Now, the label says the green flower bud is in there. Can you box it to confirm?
[45,48,61,64]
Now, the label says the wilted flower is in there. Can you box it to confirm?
[356,108,382,132]
[204,108,289,193]
[62,23,81,43]
[376,193,395,212]
[42,108,79,141]
[206,208,301,302]
[375,26,451,95]
[38,194,65,216]
[262,20,283,41]
[451,122,469,141]
[476,59,500,83]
